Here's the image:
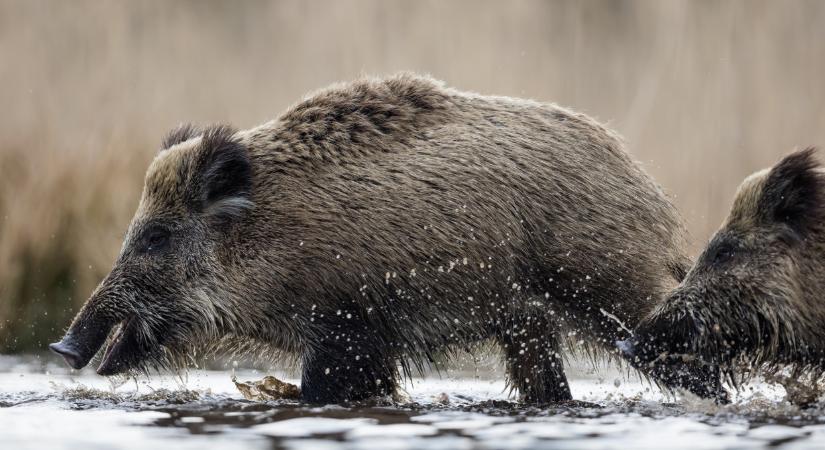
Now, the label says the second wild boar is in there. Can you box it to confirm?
[619,148,825,390]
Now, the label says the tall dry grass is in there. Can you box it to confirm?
[1,0,824,352]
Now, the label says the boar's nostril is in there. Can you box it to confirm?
[615,339,636,358]
[49,341,84,370]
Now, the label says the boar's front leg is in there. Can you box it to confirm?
[498,313,572,403]
[299,346,398,404]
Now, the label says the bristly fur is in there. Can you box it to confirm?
[758,147,825,234]
[55,72,720,403]
[161,123,201,150]
[630,147,825,394]
[188,124,254,221]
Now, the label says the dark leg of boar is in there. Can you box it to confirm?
[299,330,398,403]
[498,317,571,403]
[300,355,397,404]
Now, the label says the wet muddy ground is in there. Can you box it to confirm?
[1,354,824,449]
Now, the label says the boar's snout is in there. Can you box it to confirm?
[49,340,85,370]
[615,338,639,360]
[49,300,119,371]
[49,324,112,370]
[615,335,665,366]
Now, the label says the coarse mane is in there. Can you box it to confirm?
[240,73,456,171]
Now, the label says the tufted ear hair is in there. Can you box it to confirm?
[161,123,201,150]
[758,147,824,234]
[190,125,254,224]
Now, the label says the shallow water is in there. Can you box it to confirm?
[1,355,824,449]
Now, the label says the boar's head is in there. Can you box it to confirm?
[618,148,825,374]
[49,124,260,375]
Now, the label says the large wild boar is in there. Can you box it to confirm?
[618,148,825,385]
[49,73,725,403]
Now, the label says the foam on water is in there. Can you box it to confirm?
[1,355,824,449]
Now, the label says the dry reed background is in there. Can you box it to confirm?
[1,0,824,352]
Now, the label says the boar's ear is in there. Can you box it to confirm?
[161,123,201,150]
[190,125,254,224]
[759,147,824,234]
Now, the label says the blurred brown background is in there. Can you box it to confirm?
[1,0,824,352]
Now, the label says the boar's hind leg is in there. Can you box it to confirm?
[498,316,571,403]
[299,348,398,404]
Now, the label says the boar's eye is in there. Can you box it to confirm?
[140,226,170,254]
[710,243,736,265]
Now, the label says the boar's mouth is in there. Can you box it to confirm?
[50,315,152,376]
[96,317,147,376]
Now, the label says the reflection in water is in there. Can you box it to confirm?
[0,355,823,449]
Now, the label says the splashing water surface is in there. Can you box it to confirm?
[1,354,824,449]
